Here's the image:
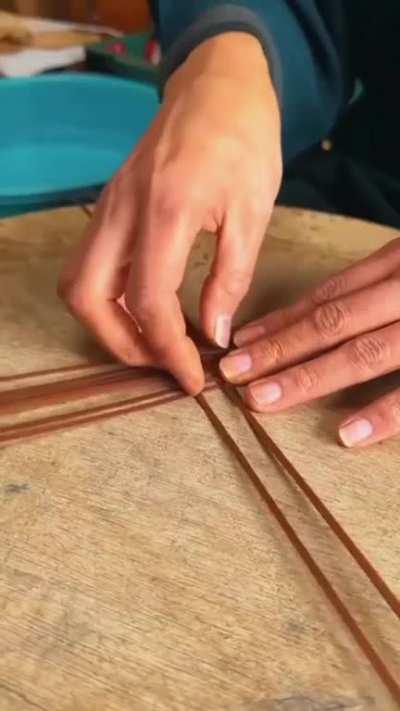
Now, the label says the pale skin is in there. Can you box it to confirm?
[60,33,400,448]
[59,33,281,394]
[222,238,400,448]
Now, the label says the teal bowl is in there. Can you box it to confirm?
[0,73,159,217]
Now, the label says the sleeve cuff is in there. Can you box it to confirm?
[159,4,282,104]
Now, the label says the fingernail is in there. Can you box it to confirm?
[234,324,265,347]
[339,418,373,447]
[214,314,232,349]
[250,381,282,405]
[220,351,252,380]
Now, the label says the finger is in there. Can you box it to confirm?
[338,388,400,448]
[243,322,400,414]
[220,276,400,385]
[60,174,155,367]
[234,236,400,347]
[63,175,135,278]
[126,196,205,395]
[200,202,269,348]
[60,257,156,367]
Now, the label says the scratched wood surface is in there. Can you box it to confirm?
[0,206,399,711]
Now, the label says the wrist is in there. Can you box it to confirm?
[187,32,270,80]
[165,32,273,98]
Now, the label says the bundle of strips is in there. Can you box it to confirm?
[1,354,399,703]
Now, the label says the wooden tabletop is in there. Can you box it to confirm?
[0,206,399,711]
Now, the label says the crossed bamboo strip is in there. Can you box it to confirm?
[197,391,400,703]
[2,365,399,599]
[1,200,397,700]
[1,353,399,700]
[0,359,216,445]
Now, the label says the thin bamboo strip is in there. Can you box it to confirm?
[0,367,169,416]
[0,382,216,446]
[220,382,400,621]
[196,392,400,704]
[0,360,112,384]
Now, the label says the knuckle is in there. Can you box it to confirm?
[252,337,285,366]
[129,298,157,324]
[312,274,348,305]
[151,190,183,223]
[387,395,400,424]
[375,393,400,427]
[347,335,390,371]
[220,268,251,299]
[150,169,205,218]
[311,301,349,339]
[127,287,164,327]
[294,364,319,394]
[58,280,92,318]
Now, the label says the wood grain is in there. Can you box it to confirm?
[0,206,399,710]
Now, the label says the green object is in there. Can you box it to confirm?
[86,33,159,85]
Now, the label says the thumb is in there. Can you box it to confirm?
[200,206,268,348]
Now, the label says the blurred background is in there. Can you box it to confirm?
[1,1,151,31]
[0,0,160,218]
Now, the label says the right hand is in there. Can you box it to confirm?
[59,32,282,394]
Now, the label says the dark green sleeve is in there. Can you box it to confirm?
[157,1,353,164]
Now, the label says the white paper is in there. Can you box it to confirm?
[0,16,121,78]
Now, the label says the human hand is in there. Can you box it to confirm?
[59,32,282,394]
[220,237,400,447]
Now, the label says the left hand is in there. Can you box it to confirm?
[219,237,400,448]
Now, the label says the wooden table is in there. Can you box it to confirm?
[0,206,399,711]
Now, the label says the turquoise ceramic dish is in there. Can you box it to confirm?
[0,73,159,216]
